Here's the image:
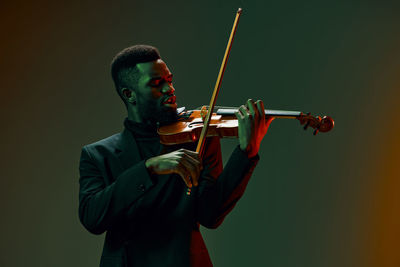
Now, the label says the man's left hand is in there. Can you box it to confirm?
[234,99,274,158]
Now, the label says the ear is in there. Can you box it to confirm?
[121,88,137,104]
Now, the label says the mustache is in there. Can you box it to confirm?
[162,95,176,104]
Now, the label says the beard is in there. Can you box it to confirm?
[136,98,178,126]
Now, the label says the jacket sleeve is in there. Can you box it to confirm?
[196,137,259,229]
[78,146,155,235]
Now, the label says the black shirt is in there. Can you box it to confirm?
[123,118,164,160]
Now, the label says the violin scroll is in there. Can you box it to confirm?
[297,112,335,135]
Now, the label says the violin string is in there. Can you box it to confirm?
[194,105,238,110]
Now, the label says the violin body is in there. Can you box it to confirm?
[158,110,238,145]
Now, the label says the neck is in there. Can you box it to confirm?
[126,106,141,123]
[126,104,158,127]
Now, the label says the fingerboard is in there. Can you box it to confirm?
[216,108,301,119]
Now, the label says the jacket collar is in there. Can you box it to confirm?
[115,128,142,171]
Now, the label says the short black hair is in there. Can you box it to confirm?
[110,45,161,102]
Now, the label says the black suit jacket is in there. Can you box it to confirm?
[78,127,259,267]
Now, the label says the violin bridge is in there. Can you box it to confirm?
[200,106,208,121]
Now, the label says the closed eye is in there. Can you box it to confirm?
[149,78,162,86]
[149,74,173,86]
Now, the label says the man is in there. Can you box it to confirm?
[78,45,273,267]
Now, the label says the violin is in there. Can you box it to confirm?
[158,8,334,159]
[158,106,334,145]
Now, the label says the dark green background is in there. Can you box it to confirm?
[1,0,399,266]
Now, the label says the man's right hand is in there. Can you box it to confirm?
[145,149,202,188]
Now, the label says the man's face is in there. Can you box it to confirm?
[133,59,177,125]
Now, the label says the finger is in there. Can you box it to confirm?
[182,153,202,186]
[179,157,198,187]
[176,161,192,188]
[180,149,203,172]
[234,110,244,120]
[258,100,273,124]
[247,99,258,119]
[184,152,202,175]
[256,100,265,122]
[239,105,249,118]
[181,149,201,162]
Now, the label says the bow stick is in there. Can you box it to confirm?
[195,8,242,157]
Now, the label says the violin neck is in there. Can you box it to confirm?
[216,108,301,119]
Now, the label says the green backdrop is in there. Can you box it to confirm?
[1,0,399,266]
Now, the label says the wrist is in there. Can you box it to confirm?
[240,144,259,158]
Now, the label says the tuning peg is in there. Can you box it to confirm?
[303,112,311,130]
[304,121,310,130]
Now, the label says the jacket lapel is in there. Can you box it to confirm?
[114,128,142,173]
